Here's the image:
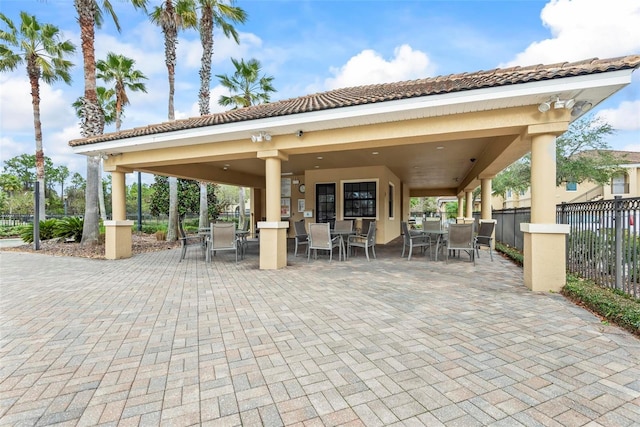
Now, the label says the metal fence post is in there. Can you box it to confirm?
[614,196,623,290]
[33,181,40,250]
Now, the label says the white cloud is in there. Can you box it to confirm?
[324,44,434,90]
[621,142,640,152]
[596,100,640,131]
[504,0,640,67]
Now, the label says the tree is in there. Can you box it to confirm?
[150,175,220,219]
[94,52,147,221]
[96,52,148,132]
[74,0,147,246]
[216,58,276,228]
[150,0,197,241]
[196,0,246,116]
[73,85,117,220]
[216,57,276,109]
[493,115,620,198]
[0,11,75,220]
[194,0,246,229]
[555,115,618,186]
[73,86,117,129]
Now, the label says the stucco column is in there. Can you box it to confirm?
[480,178,492,220]
[465,190,473,220]
[257,150,289,269]
[480,178,495,249]
[104,170,133,260]
[456,195,464,222]
[521,123,570,292]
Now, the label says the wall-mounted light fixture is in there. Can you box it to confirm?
[250,131,272,142]
[571,100,593,117]
[538,97,575,113]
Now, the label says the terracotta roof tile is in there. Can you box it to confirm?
[69,55,640,147]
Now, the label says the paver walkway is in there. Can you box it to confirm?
[1,242,639,426]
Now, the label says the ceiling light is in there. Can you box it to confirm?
[372,151,379,155]
[436,146,444,150]
[316,156,323,160]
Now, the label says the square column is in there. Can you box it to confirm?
[522,124,569,292]
[105,170,133,260]
[521,223,570,292]
[257,151,290,269]
[104,220,134,259]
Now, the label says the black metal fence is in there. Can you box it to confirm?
[492,197,640,297]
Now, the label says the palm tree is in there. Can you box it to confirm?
[217,58,276,228]
[216,57,276,109]
[72,86,117,126]
[74,0,147,245]
[195,0,246,229]
[197,0,246,115]
[97,52,148,132]
[0,11,75,221]
[73,85,118,221]
[150,0,197,241]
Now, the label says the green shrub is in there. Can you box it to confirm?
[141,223,166,234]
[19,219,59,243]
[54,217,83,242]
[562,275,640,337]
[495,242,523,266]
[0,225,23,238]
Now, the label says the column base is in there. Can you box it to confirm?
[520,223,570,292]
[104,220,134,260]
[258,221,289,269]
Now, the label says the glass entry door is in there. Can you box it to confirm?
[316,183,336,227]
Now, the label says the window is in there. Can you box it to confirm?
[343,181,376,218]
[506,189,512,198]
[388,183,394,219]
[316,183,336,225]
[611,173,629,194]
[566,182,577,192]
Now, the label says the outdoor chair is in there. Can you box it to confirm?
[347,220,376,261]
[446,223,475,265]
[333,219,353,233]
[178,215,204,262]
[207,222,241,263]
[293,220,309,257]
[475,219,496,261]
[401,221,431,261]
[308,222,341,262]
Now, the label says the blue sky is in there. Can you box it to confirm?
[1,0,639,183]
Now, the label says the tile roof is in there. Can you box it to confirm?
[577,150,640,163]
[69,55,640,147]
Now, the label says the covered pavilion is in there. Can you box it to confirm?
[70,55,640,292]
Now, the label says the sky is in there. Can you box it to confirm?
[1,0,639,186]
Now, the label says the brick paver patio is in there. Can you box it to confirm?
[1,241,639,426]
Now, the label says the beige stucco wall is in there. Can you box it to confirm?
[302,165,402,244]
[498,165,640,208]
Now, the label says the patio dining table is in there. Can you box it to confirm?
[424,229,447,261]
[330,229,356,261]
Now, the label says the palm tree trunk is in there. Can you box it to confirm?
[198,8,213,116]
[76,0,105,246]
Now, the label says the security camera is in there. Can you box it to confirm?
[296,130,304,137]
[470,158,476,162]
